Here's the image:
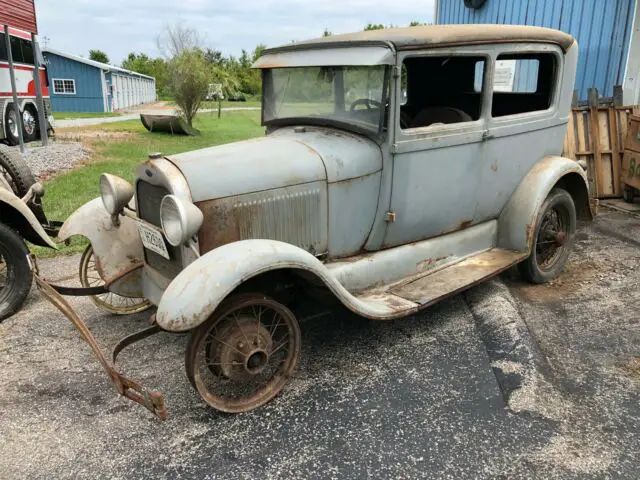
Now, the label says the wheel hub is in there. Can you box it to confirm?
[212,316,273,380]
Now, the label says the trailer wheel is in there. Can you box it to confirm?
[0,223,33,322]
[0,144,36,197]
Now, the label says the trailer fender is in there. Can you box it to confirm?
[0,188,56,249]
[497,155,591,253]
[156,239,395,332]
[58,197,144,296]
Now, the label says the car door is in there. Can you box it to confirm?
[382,48,492,248]
[472,43,566,224]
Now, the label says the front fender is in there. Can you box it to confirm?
[156,239,396,332]
[0,188,56,248]
[59,197,144,296]
[497,155,590,253]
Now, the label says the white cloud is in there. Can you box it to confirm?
[35,0,435,64]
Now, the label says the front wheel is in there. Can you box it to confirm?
[185,293,301,413]
[0,223,33,321]
[518,188,576,284]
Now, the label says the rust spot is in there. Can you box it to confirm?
[196,198,241,253]
[416,255,449,270]
[458,219,473,230]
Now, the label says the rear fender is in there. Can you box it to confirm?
[0,188,56,249]
[497,155,591,254]
[156,239,391,332]
[58,197,144,296]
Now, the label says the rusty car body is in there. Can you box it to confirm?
[48,25,592,417]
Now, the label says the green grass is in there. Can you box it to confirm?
[52,111,123,120]
[35,110,264,257]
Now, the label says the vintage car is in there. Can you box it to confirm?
[53,25,592,417]
[0,145,58,320]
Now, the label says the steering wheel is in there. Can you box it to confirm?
[349,98,382,111]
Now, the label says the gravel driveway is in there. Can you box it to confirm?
[0,208,638,479]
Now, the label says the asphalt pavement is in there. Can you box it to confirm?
[0,208,638,479]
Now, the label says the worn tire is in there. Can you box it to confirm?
[0,144,36,197]
[3,105,20,146]
[0,223,32,322]
[518,188,576,284]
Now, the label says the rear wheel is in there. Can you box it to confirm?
[4,106,20,146]
[185,293,301,413]
[518,188,576,284]
[21,106,37,143]
[0,223,32,322]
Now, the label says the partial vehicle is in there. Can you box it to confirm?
[0,145,57,320]
[227,91,247,102]
[44,25,592,418]
[0,26,53,145]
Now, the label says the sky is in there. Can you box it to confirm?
[36,0,436,65]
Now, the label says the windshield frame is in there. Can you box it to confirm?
[261,65,391,141]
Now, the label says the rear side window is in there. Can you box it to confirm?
[0,33,6,62]
[491,53,556,117]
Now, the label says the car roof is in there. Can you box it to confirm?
[263,24,576,55]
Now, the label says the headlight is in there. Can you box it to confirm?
[160,195,203,247]
[100,174,134,215]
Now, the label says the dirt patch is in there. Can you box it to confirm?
[54,130,135,141]
[618,356,640,381]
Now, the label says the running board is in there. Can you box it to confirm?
[353,249,526,316]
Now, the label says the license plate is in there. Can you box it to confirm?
[138,224,170,260]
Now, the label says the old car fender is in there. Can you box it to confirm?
[0,188,56,249]
[156,239,395,332]
[497,155,592,253]
[58,197,144,296]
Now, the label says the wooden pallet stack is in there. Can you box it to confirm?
[562,87,640,199]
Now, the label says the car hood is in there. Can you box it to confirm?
[166,127,382,202]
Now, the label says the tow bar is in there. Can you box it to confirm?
[32,260,168,420]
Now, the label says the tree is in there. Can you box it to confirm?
[409,20,430,26]
[167,48,209,127]
[211,65,240,118]
[364,23,385,31]
[122,53,168,97]
[89,49,109,64]
[204,48,224,67]
[157,23,202,58]
[323,28,333,37]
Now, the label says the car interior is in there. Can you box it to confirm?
[399,52,556,129]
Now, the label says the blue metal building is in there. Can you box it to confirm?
[42,48,156,113]
[436,0,640,104]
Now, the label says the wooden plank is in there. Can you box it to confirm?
[609,107,622,195]
[589,101,606,196]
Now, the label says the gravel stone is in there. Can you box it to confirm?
[18,141,91,178]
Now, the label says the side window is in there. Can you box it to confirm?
[400,56,485,130]
[10,35,23,63]
[0,33,6,62]
[491,53,556,117]
[20,38,34,65]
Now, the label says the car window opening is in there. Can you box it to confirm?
[490,53,556,117]
[400,56,485,130]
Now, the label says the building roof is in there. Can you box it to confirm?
[42,47,155,80]
[264,24,576,55]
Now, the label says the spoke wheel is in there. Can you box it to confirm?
[185,293,301,413]
[79,245,151,315]
[519,188,576,284]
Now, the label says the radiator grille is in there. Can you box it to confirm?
[233,188,324,253]
[136,181,182,277]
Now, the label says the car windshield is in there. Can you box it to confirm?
[263,65,388,133]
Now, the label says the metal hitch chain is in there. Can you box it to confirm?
[31,258,168,420]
